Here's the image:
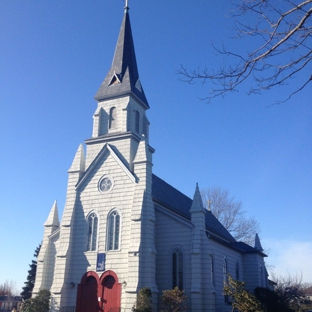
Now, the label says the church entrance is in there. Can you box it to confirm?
[79,275,98,312]
[100,272,121,312]
[76,270,121,312]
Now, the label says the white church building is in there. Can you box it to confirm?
[33,3,269,312]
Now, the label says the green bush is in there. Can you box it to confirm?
[21,289,51,312]
[132,287,152,312]
[160,287,187,312]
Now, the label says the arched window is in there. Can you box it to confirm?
[210,254,215,286]
[107,210,120,251]
[172,248,183,289]
[223,258,229,303]
[109,107,116,129]
[135,110,140,133]
[236,262,240,280]
[87,213,98,251]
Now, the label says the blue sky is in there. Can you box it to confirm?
[0,1,311,292]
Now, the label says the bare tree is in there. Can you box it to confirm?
[0,280,17,296]
[201,187,260,245]
[179,0,312,104]
[270,273,312,311]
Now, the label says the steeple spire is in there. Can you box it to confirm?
[95,2,149,108]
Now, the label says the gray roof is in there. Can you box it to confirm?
[94,8,149,108]
[152,174,236,243]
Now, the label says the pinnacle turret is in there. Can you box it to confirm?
[44,200,60,229]
[254,233,264,251]
[190,183,205,213]
[68,144,85,173]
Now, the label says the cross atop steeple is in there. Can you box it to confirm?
[124,0,129,12]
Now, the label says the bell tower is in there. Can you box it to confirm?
[85,2,151,170]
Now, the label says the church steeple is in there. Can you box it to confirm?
[95,3,149,108]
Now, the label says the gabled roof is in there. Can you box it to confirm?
[94,7,149,108]
[152,174,236,243]
[76,143,136,190]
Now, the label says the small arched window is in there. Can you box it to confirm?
[172,248,183,289]
[135,110,140,133]
[87,213,98,251]
[236,262,240,280]
[109,107,116,129]
[210,254,215,286]
[107,210,120,251]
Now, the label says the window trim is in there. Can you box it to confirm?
[98,175,114,194]
[86,212,99,252]
[171,247,184,290]
[109,107,117,130]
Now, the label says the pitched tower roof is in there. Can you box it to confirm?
[254,233,264,251]
[190,183,205,213]
[95,3,149,108]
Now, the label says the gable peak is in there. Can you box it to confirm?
[108,73,121,86]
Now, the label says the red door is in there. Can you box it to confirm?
[79,276,99,312]
[76,271,120,312]
[100,273,121,312]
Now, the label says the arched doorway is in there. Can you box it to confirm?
[99,271,121,312]
[76,271,121,312]
[76,272,100,312]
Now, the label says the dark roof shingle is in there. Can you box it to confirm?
[152,174,236,242]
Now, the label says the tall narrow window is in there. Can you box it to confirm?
[109,107,116,129]
[210,255,215,286]
[87,213,98,251]
[107,210,120,251]
[172,248,183,289]
[223,258,229,303]
[135,110,140,133]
